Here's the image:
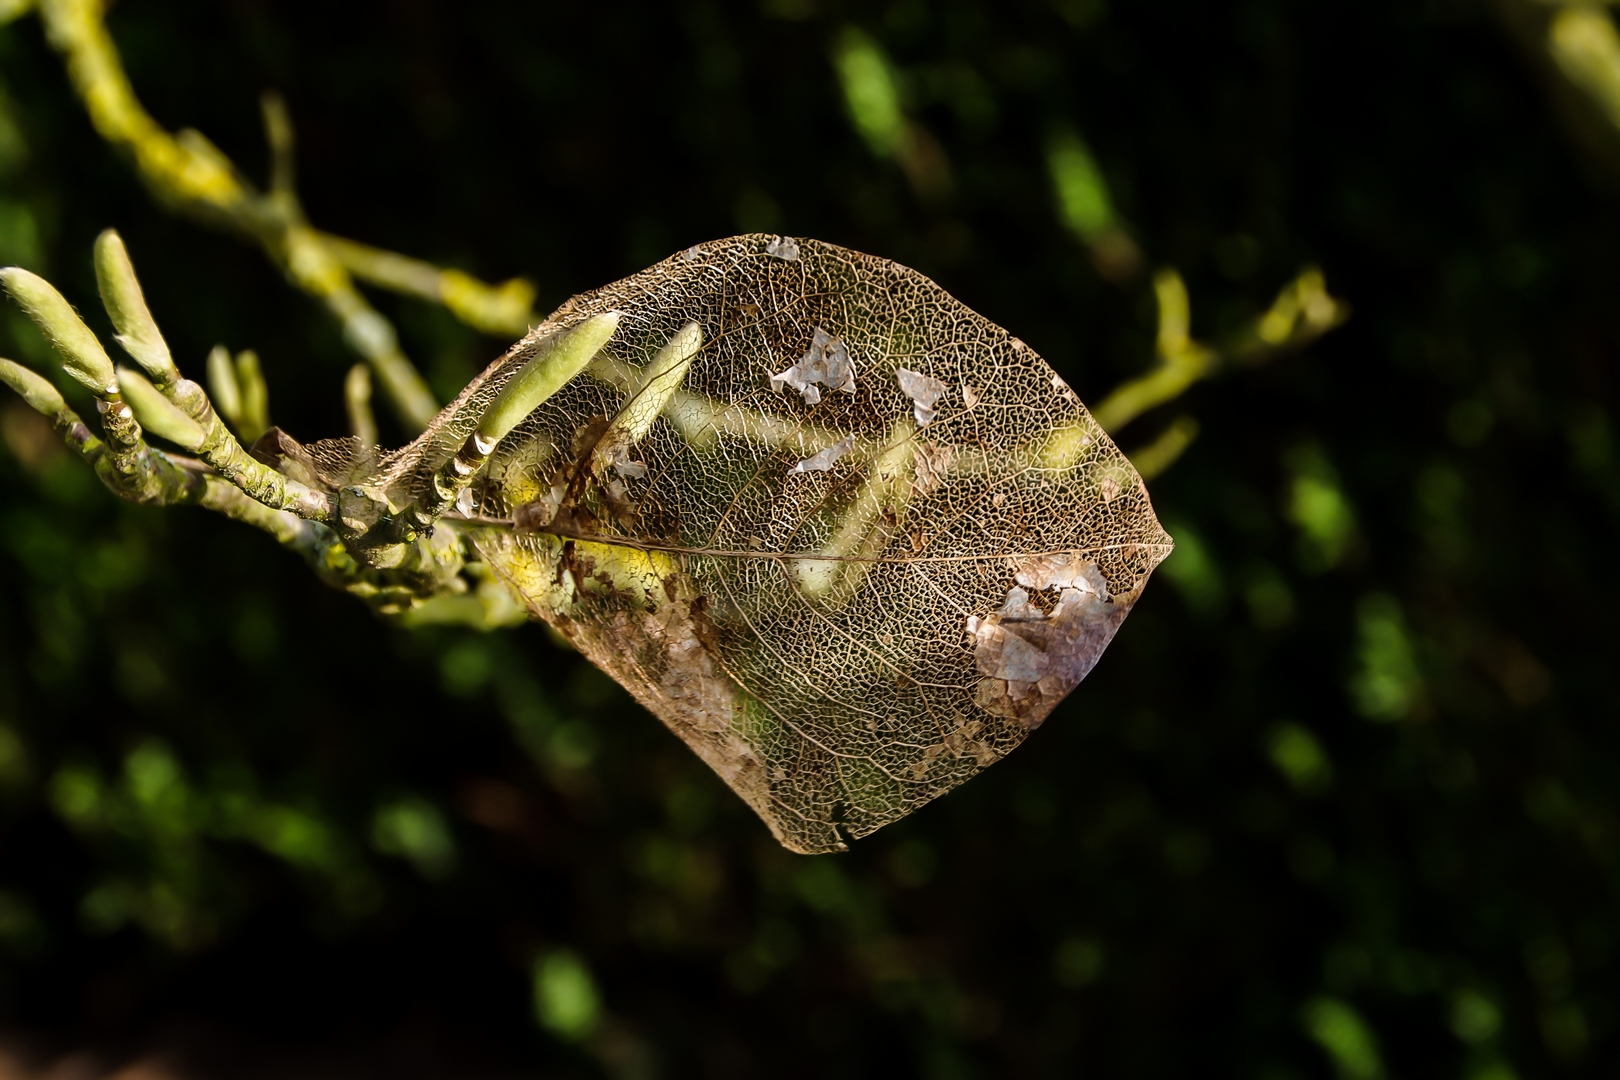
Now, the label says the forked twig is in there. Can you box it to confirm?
[1103,267,1349,478]
[26,0,540,431]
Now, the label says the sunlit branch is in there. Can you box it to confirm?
[0,353,318,552]
[1225,268,1349,364]
[27,0,536,431]
[1095,266,1348,449]
[4,327,478,620]
[318,234,538,339]
[1125,415,1199,481]
[2,235,524,624]
[1091,270,1216,434]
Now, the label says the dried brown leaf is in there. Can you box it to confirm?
[343,236,1172,853]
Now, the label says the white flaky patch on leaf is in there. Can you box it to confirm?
[765,235,801,261]
[912,441,954,497]
[607,445,647,479]
[770,326,856,405]
[896,368,948,426]
[1012,551,1108,592]
[789,434,855,474]
[352,235,1171,854]
[966,558,1121,732]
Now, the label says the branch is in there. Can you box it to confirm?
[1126,415,1200,482]
[1095,266,1348,477]
[0,354,320,552]
[318,234,537,338]
[1092,270,1216,434]
[30,0,539,431]
[0,246,491,621]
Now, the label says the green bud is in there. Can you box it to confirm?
[0,267,117,396]
[117,366,206,449]
[0,357,67,418]
[94,230,179,385]
[612,320,701,447]
[206,344,242,429]
[345,364,377,447]
[478,312,621,444]
[233,349,269,441]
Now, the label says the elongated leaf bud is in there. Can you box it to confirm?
[206,344,242,429]
[616,321,701,446]
[234,349,269,441]
[478,312,620,444]
[93,230,179,385]
[345,363,377,447]
[0,357,67,418]
[117,366,205,449]
[0,268,117,396]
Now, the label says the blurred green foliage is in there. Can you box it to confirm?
[0,0,1617,1077]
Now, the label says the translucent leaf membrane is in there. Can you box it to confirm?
[325,236,1172,853]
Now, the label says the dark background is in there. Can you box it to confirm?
[0,0,1615,1076]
